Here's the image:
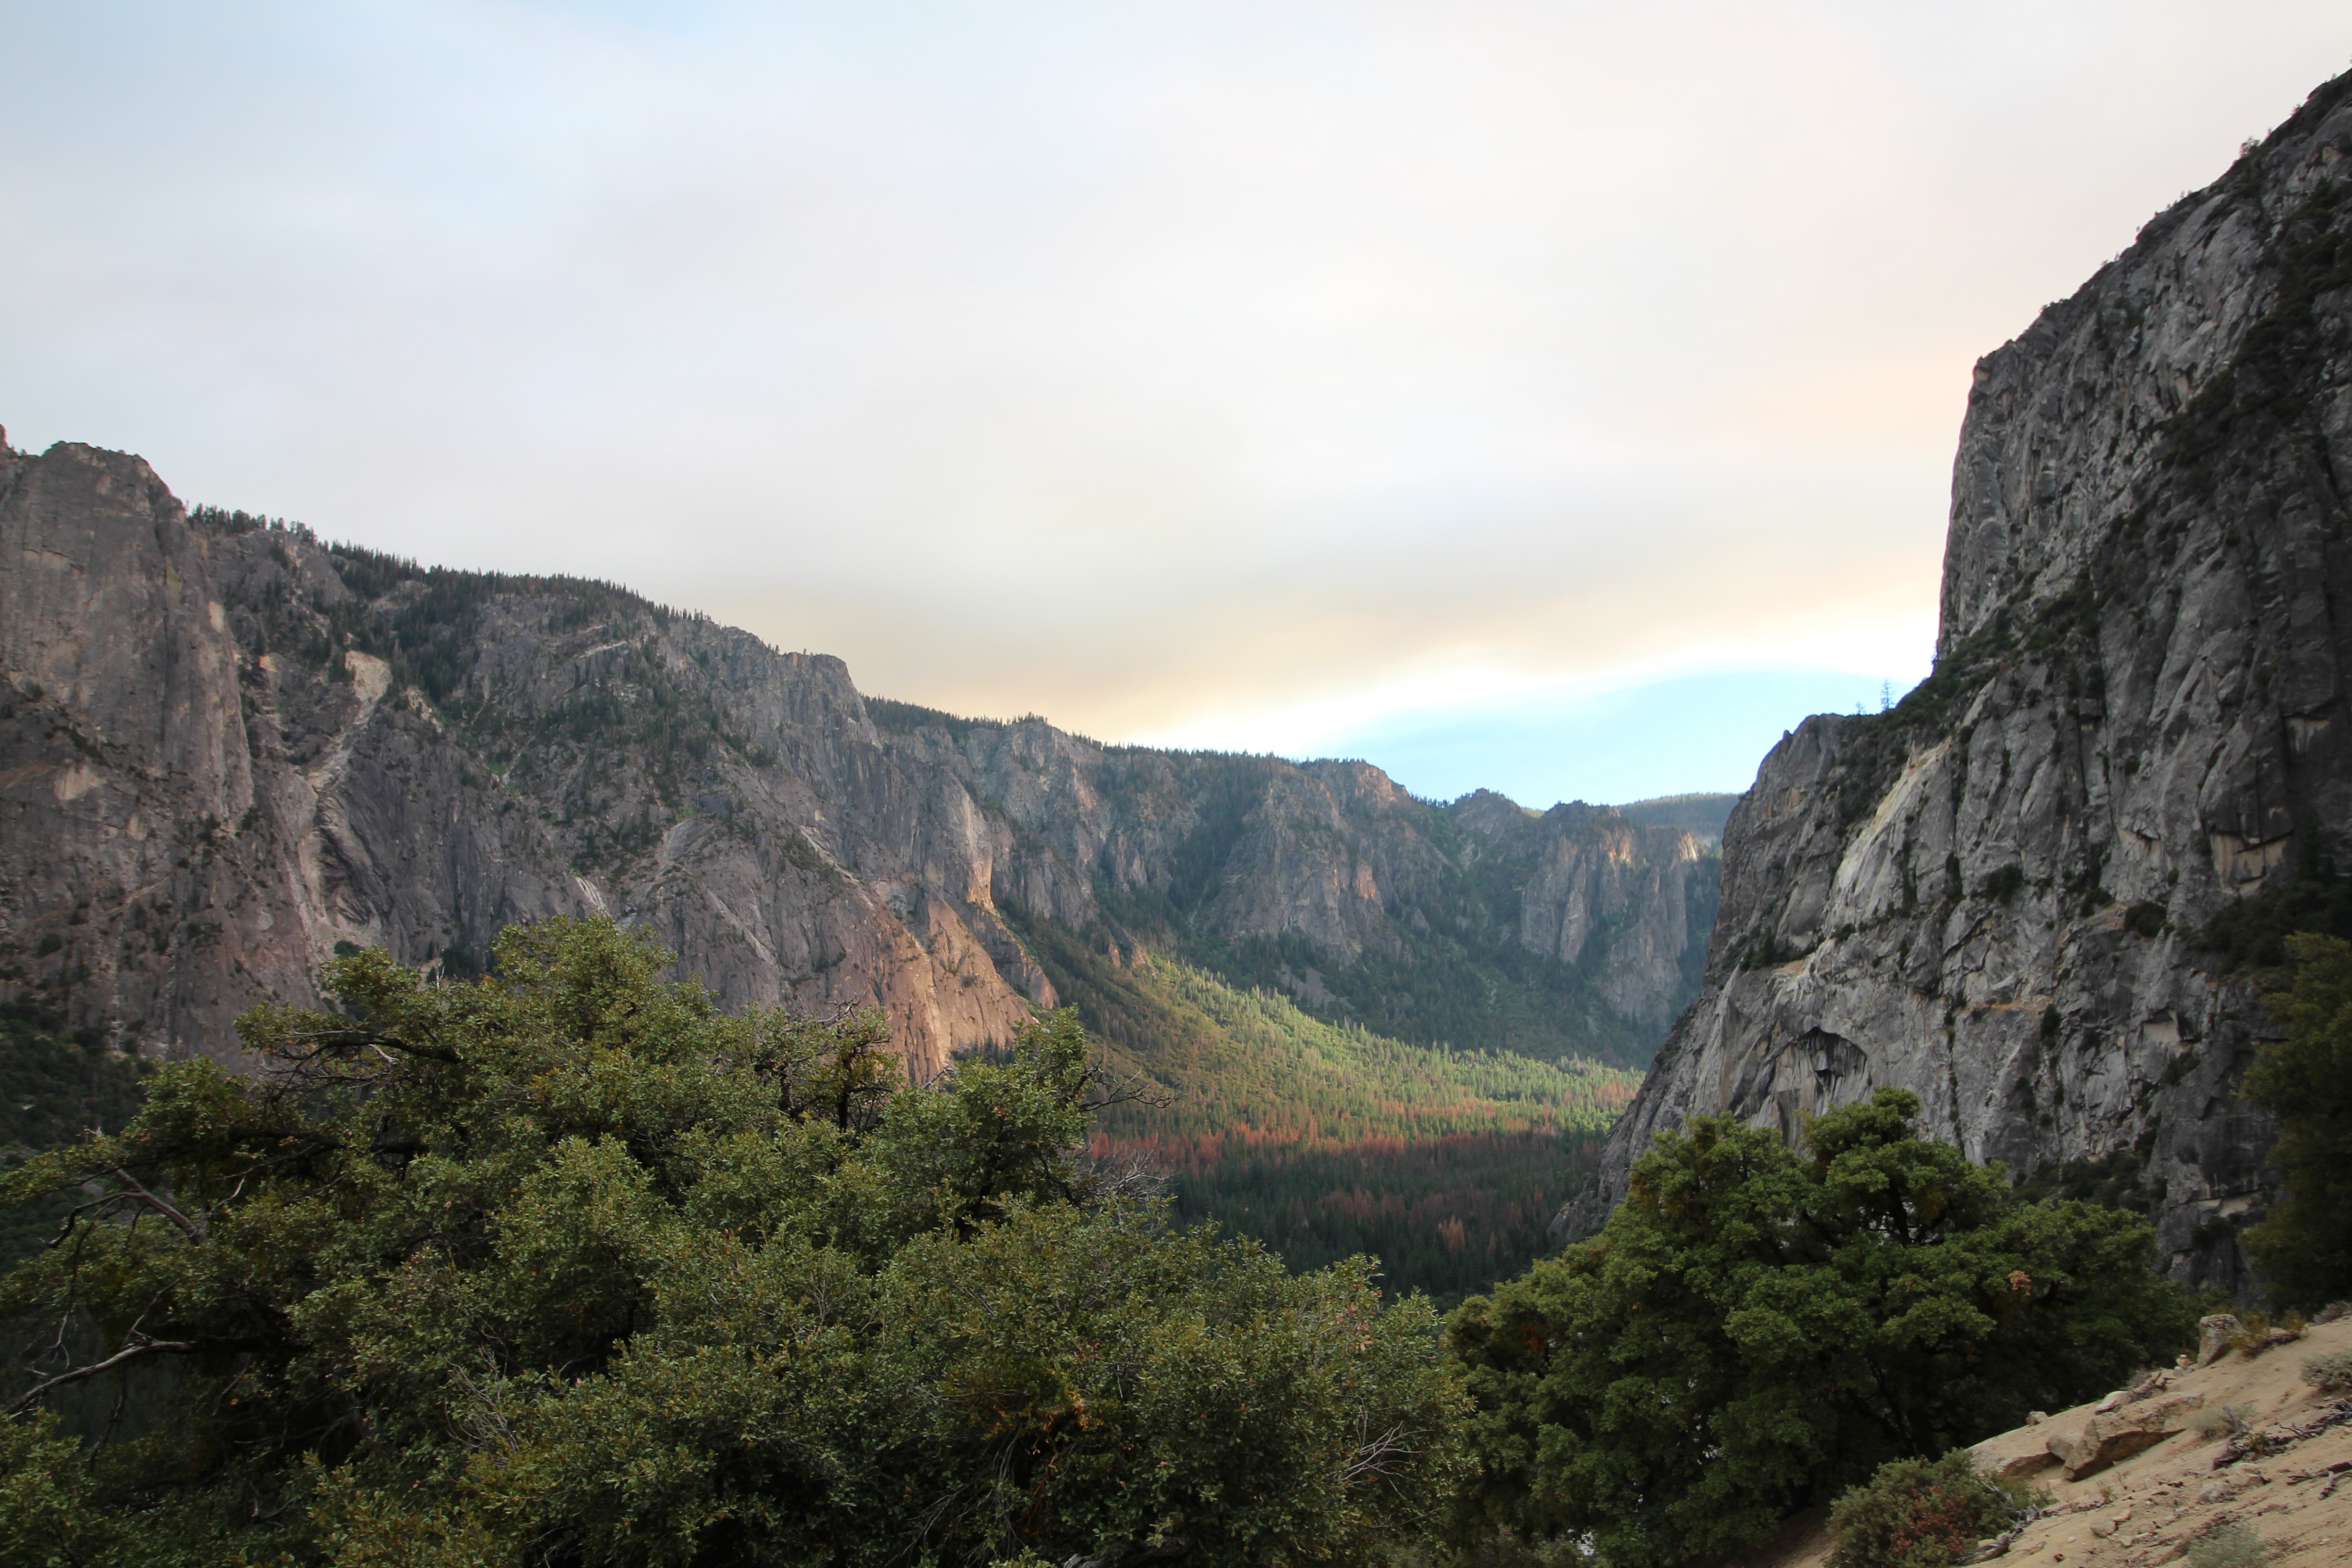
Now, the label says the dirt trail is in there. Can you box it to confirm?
[1754,1316,2352,1568]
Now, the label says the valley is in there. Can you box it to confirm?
[0,438,1691,1296]
[8,52,2352,1568]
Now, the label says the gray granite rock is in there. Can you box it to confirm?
[1,436,1714,1081]
[1568,70,2352,1299]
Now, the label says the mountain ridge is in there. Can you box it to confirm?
[1569,67,2352,1299]
[0,432,1711,1100]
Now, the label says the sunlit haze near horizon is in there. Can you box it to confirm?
[5,3,2350,806]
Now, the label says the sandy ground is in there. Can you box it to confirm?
[1753,1315,2352,1568]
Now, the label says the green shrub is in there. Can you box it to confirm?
[0,919,1471,1567]
[2227,1310,2282,1353]
[1826,1451,2038,1568]
[2240,935,2352,1306]
[0,1409,116,1567]
[2301,1349,2352,1391]
[1445,1088,2192,1568]
[2185,1520,2271,1568]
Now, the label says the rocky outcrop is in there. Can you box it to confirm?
[1570,70,2352,1296]
[0,439,1039,1077]
[1,435,1717,1079]
[2044,1391,2207,1479]
[870,721,1718,1062]
[1515,804,1715,1030]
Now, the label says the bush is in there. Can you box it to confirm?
[2302,1350,2352,1391]
[0,919,1470,1567]
[2227,1311,2282,1354]
[2190,1405,2253,1441]
[1445,1088,2193,1568]
[2240,935,2352,1306]
[1827,1451,2040,1568]
[0,1409,116,1567]
[2185,1520,2272,1568]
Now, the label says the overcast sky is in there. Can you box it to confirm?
[5,3,2348,805]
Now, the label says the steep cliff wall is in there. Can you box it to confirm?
[1571,71,2352,1296]
[0,439,1043,1077]
[1,435,1715,1080]
[858,716,1718,1064]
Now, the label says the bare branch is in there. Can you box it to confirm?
[267,1027,461,1066]
[6,1337,198,1413]
[1080,1054,1175,1112]
[1339,1421,1422,1489]
[102,1164,206,1243]
[1081,1077,1176,1112]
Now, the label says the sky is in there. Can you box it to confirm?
[4,4,2349,807]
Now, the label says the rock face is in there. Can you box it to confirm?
[2044,1392,2207,1480]
[1570,71,2352,1296]
[0,436,1715,1080]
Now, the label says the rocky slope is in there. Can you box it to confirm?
[0,434,1714,1082]
[1759,1316,2352,1568]
[1571,70,2352,1296]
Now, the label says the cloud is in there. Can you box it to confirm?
[3,1,2347,797]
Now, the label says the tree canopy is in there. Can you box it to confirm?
[0,918,1467,1567]
[1443,1088,2192,1568]
[2241,932,2352,1307]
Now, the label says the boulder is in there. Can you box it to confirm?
[2200,1315,2243,1367]
[2046,1393,2207,1479]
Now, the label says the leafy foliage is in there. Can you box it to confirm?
[1826,1451,2040,1568]
[2011,1143,2161,1220]
[0,1408,111,1567]
[1443,1089,2194,1568]
[2240,934,2352,1306]
[0,1004,148,1269]
[2193,869,2352,971]
[0,919,1467,1567]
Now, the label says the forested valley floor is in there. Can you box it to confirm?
[1010,927,1641,1303]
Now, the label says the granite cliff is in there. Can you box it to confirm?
[0,434,1714,1085]
[1571,70,2352,1296]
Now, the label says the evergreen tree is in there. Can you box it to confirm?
[0,919,1467,1566]
[2241,933,2352,1305]
[1444,1088,2191,1568]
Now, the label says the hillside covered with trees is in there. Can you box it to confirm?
[0,918,2252,1568]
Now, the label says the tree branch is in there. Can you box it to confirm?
[103,1164,206,1243]
[6,1337,221,1413]
[271,1028,461,1065]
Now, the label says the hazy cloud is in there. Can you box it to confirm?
[4,1,2347,799]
